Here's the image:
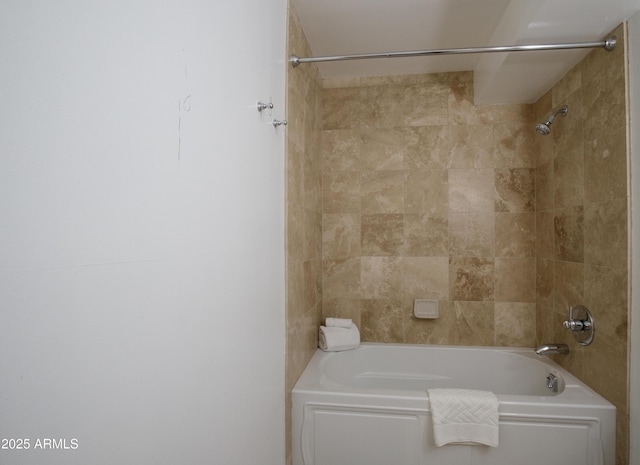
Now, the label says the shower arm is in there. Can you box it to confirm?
[546,105,569,124]
[290,36,616,67]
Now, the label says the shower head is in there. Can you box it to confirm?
[535,105,568,135]
[535,122,551,135]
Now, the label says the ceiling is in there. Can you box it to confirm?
[291,0,640,104]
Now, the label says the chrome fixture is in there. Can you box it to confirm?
[290,36,616,67]
[272,118,288,128]
[257,100,273,113]
[546,373,559,393]
[535,105,568,135]
[535,344,570,356]
[563,305,595,345]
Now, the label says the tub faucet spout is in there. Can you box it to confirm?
[535,344,569,356]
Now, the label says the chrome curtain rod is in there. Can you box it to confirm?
[290,36,616,67]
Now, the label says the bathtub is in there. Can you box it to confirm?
[292,343,615,465]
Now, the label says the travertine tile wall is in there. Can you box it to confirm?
[285,3,323,464]
[321,73,537,347]
[288,11,629,463]
[534,23,629,464]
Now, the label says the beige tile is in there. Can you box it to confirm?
[449,169,495,212]
[361,214,404,256]
[322,171,361,213]
[584,264,627,342]
[495,168,535,212]
[322,298,362,328]
[303,208,321,261]
[553,206,584,262]
[361,170,408,213]
[478,104,531,125]
[535,161,553,212]
[287,202,304,264]
[322,77,362,89]
[448,125,494,168]
[494,257,536,303]
[495,212,535,257]
[536,211,554,259]
[552,260,584,315]
[303,258,322,311]
[447,72,476,124]
[404,126,450,170]
[287,261,304,320]
[322,86,380,130]
[536,259,554,343]
[287,139,304,205]
[360,128,407,170]
[287,86,308,149]
[615,413,630,465]
[401,257,449,301]
[304,141,322,214]
[322,213,361,258]
[449,301,495,345]
[322,129,362,172]
[449,257,494,301]
[322,257,361,300]
[361,299,404,342]
[554,149,584,208]
[494,121,535,168]
[403,214,449,256]
[584,198,627,269]
[582,51,627,133]
[584,124,627,203]
[536,298,555,348]
[400,82,449,127]
[552,90,583,160]
[404,169,448,215]
[373,85,406,128]
[449,212,495,257]
[494,302,536,347]
[361,257,402,299]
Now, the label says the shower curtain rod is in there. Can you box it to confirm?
[290,35,616,67]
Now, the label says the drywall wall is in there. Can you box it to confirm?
[0,1,286,464]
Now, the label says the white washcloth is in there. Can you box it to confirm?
[318,324,360,351]
[427,388,499,447]
[325,317,353,328]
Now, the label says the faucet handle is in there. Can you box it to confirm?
[563,305,594,345]
[563,319,590,331]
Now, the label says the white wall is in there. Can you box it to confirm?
[0,1,286,464]
[629,11,640,465]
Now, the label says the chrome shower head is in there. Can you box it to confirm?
[535,122,551,135]
[535,105,568,136]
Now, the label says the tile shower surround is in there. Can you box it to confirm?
[286,5,629,463]
[534,23,629,463]
[321,71,537,348]
[285,4,323,464]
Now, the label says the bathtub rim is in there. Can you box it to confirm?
[293,342,616,410]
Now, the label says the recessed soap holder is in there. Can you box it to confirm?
[414,299,438,319]
[563,305,595,345]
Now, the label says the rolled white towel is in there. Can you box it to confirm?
[318,324,360,352]
[325,317,353,328]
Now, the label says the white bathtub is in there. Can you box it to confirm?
[292,343,616,465]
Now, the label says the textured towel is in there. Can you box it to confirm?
[318,324,360,351]
[325,317,353,328]
[427,388,499,447]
